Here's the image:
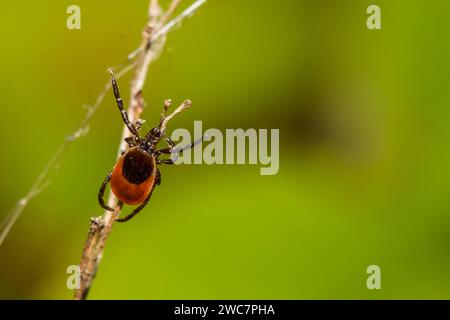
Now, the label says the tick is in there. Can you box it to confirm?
[98,71,196,222]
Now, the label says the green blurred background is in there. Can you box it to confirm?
[1,0,450,299]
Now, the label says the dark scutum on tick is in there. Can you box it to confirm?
[122,149,153,184]
[97,70,201,223]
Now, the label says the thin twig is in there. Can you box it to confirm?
[74,0,207,300]
[160,99,192,135]
[126,0,207,61]
[154,0,207,40]
[160,0,183,26]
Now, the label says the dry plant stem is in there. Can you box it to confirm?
[75,0,207,300]
[160,100,192,135]
[154,0,208,39]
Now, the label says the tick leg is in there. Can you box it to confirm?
[164,136,176,148]
[115,187,155,223]
[156,159,174,165]
[155,147,172,158]
[155,136,204,162]
[155,168,161,185]
[109,71,140,138]
[98,172,114,211]
[155,137,198,158]
[154,137,176,158]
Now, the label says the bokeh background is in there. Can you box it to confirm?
[1,0,450,299]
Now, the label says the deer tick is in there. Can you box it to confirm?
[98,71,196,222]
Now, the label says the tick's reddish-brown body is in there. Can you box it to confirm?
[110,147,157,205]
